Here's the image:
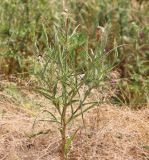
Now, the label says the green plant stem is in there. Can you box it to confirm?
[61,106,67,160]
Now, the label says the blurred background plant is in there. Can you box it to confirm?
[0,0,149,104]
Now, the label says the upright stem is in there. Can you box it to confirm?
[61,6,69,159]
[60,106,67,160]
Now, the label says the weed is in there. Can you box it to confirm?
[34,8,113,158]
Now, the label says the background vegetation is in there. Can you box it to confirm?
[0,0,149,107]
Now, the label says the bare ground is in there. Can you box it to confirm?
[0,90,149,160]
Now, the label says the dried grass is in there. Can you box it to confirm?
[0,92,149,160]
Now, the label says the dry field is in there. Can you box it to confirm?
[0,89,149,160]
